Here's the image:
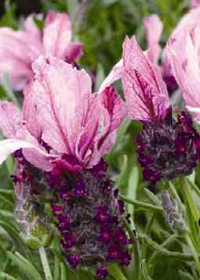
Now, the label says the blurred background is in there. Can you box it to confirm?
[0,0,189,75]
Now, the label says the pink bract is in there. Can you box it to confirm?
[0,11,83,91]
[99,36,169,122]
[0,56,126,171]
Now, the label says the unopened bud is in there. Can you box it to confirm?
[162,191,187,234]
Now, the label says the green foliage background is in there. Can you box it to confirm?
[0,1,200,280]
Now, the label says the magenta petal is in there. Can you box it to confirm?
[65,43,83,63]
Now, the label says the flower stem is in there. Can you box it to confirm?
[119,194,163,212]
[39,246,53,280]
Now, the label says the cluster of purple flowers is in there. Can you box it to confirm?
[49,159,131,278]
[137,111,200,184]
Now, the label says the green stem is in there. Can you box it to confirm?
[119,194,163,212]
[181,178,200,222]
[39,246,53,280]
[184,233,200,276]
[60,262,67,280]
[147,234,178,268]
[108,263,127,280]
[143,188,162,206]
[186,178,200,197]
[139,234,198,261]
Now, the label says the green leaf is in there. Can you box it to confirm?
[0,221,26,255]
[7,252,43,280]
[0,272,19,280]
[108,263,127,280]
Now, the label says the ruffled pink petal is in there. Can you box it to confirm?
[122,36,169,122]
[31,56,92,155]
[43,11,72,60]
[143,14,163,63]
[98,59,123,93]
[0,101,22,138]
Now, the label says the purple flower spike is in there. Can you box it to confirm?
[119,252,132,266]
[73,181,86,197]
[114,228,128,245]
[61,232,76,250]
[107,245,120,260]
[98,225,112,243]
[94,206,109,223]
[66,254,81,269]
[96,266,108,279]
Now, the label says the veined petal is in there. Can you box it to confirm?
[31,56,92,155]
[122,36,169,121]
[23,83,42,139]
[88,87,126,168]
[143,14,163,63]
[0,101,22,138]
[43,11,72,59]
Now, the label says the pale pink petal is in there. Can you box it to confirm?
[31,56,92,155]
[43,11,72,59]
[0,101,22,138]
[24,14,42,40]
[167,34,200,120]
[163,7,200,79]
[0,27,42,90]
[0,139,51,170]
[22,83,42,139]
[143,14,163,63]
[65,43,83,63]
[122,36,169,121]
[16,127,54,171]
[98,59,123,93]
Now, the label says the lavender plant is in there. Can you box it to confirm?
[0,1,200,280]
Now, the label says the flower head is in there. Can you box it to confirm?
[100,35,200,184]
[0,56,126,173]
[0,11,82,91]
